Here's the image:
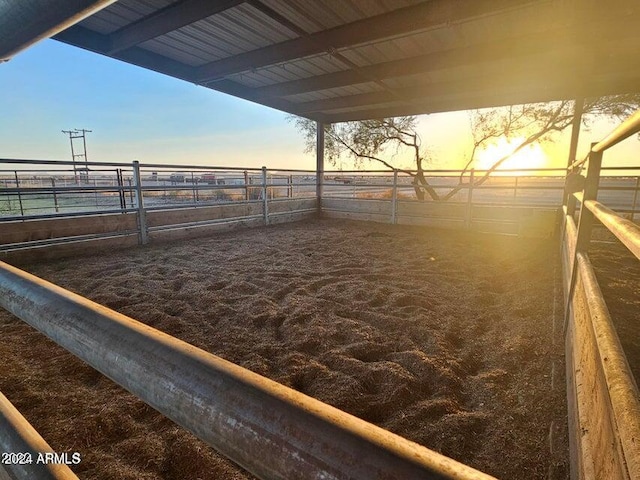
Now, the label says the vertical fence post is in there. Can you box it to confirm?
[262,166,269,225]
[14,171,24,217]
[513,176,518,202]
[117,169,126,211]
[564,144,603,329]
[191,172,197,205]
[465,169,475,229]
[316,122,325,216]
[631,176,640,222]
[288,174,293,198]
[128,179,134,207]
[391,169,398,225]
[244,170,249,202]
[51,178,59,213]
[132,161,148,245]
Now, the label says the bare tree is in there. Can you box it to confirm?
[443,94,640,200]
[289,116,440,200]
[290,94,640,201]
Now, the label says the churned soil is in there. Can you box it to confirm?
[0,219,569,479]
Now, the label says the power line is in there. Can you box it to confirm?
[62,128,92,183]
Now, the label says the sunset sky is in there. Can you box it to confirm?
[1,39,638,173]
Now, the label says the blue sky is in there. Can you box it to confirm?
[0,40,309,169]
[1,39,638,173]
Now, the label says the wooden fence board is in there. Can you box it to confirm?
[396,216,464,229]
[397,201,466,219]
[269,210,316,225]
[321,198,391,215]
[146,203,262,227]
[0,214,138,245]
[149,217,264,243]
[0,234,139,265]
[322,210,390,224]
[269,198,317,214]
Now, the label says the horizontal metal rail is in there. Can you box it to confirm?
[0,158,133,167]
[147,214,265,232]
[0,391,78,480]
[584,199,640,260]
[0,208,137,222]
[324,167,569,174]
[0,262,494,480]
[575,252,640,477]
[568,152,589,171]
[0,231,139,252]
[0,186,130,193]
[592,110,640,153]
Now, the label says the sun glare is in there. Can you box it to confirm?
[476,137,548,173]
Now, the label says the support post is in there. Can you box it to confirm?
[564,144,603,330]
[51,178,59,213]
[244,170,249,201]
[14,171,24,217]
[191,171,197,204]
[316,122,325,216]
[567,98,584,170]
[391,169,398,224]
[631,176,640,222]
[262,166,269,225]
[132,161,148,245]
[465,169,475,229]
[564,98,584,216]
[117,169,126,211]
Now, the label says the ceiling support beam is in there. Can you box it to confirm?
[567,98,585,168]
[195,0,536,82]
[319,75,640,124]
[291,55,589,114]
[249,16,638,99]
[55,25,196,79]
[108,0,244,54]
[0,0,117,61]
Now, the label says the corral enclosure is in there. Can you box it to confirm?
[0,219,569,479]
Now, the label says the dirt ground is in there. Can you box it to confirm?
[0,219,570,479]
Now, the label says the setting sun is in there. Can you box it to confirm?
[476,137,548,173]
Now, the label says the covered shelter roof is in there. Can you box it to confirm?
[2,0,640,123]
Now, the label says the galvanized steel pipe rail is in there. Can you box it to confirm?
[575,252,640,477]
[592,110,640,154]
[584,199,640,260]
[0,261,495,480]
[0,391,78,480]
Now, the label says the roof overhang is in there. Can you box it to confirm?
[3,0,640,122]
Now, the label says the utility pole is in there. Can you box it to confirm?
[62,128,92,183]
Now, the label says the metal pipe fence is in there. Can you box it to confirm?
[322,168,640,220]
[561,109,640,479]
[2,159,639,222]
[0,260,495,480]
[0,391,79,480]
[0,160,319,220]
